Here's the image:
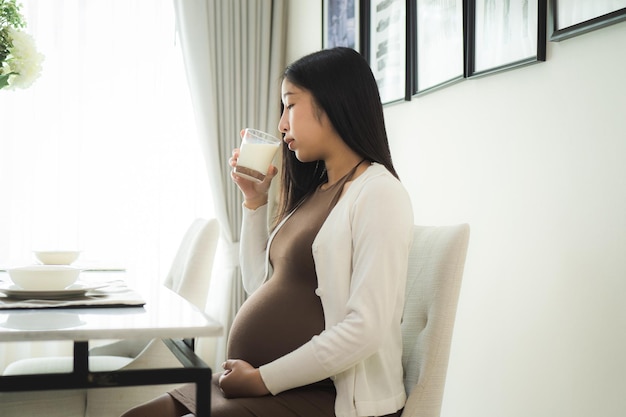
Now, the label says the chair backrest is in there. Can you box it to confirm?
[401,224,470,417]
[163,218,220,310]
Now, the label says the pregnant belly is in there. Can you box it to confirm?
[227,280,324,368]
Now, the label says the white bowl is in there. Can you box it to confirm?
[7,265,81,291]
[34,250,81,265]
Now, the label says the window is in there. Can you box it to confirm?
[0,0,213,288]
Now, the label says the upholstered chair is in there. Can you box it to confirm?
[401,224,470,417]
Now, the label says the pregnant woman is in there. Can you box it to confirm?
[121,47,413,417]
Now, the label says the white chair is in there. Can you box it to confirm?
[401,224,470,417]
[0,218,220,417]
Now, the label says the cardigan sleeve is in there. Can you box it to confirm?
[239,203,271,294]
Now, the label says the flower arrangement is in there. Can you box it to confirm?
[0,0,43,90]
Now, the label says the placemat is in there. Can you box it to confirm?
[0,281,145,310]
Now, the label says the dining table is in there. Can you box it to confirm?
[0,270,222,417]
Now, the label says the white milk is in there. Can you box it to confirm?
[235,142,280,181]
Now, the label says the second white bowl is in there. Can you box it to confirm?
[34,250,81,265]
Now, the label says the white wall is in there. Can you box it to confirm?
[288,2,626,417]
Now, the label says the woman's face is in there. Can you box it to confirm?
[278,79,338,163]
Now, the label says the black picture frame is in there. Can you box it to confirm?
[466,0,547,78]
[362,0,409,104]
[323,0,361,51]
[549,0,626,41]
[412,0,465,96]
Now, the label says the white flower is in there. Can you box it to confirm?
[1,27,44,89]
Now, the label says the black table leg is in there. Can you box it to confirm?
[74,341,89,376]
[162,338,212,417]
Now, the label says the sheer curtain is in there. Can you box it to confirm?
[173,0,287,370]
[0,0,213,371]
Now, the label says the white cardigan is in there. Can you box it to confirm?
[239,163,414,417]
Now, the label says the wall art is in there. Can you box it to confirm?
[323,0,361,50]
[549,0,626,41]
[363,0,408,103]
[467,0,547,77]
[413,0,465,95]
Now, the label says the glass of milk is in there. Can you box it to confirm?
[234,128,281,183]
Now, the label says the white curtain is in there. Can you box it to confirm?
[0,0,213,371]
[173,0,287,370]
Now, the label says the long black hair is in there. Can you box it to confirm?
[276,47,398,223]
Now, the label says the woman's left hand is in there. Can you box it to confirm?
[218,359,270,398]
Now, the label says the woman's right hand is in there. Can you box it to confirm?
[229,148,278,210]
[219,359,269,398]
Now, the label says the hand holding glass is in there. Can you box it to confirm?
[234,128,281,183]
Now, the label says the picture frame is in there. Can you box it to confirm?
[466,0,547,78]
[549,0,626,41]
[412,0,465,96]
[323,0,361,51]
[362,0,409,104]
